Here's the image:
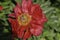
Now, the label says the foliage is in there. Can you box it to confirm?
[0,0,60,40]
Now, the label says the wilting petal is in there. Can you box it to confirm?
[8,13,15,18]
[23,29,31,39]
[14,3,22,17]
[30,24,43,36]
[22,0,32,13]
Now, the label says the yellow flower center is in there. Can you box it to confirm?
[18,13,31,26]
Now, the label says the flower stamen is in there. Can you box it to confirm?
[18,13,31,26]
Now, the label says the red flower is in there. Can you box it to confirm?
[0,6,3,11]
[8,0,47,40]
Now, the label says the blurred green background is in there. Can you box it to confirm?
[0,0,60,40]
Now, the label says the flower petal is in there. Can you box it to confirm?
[14,3,22,17]
[31,4,42,15]
[0,6,3,11]
[23,29,31,40]
[31,4,47,25]
[41,14,47,23]
[31,14,47,25]
[8,18,19,37]
[22,0,32,13]
[8,13,15,18]
[31,4,43,24]
[30,24,43,36]
[17,27,26,38]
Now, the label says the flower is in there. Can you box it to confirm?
[0,6,3,11]
[8,0,47,40]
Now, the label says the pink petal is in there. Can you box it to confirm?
[22,0,32,13]
[30,24,43,36]
[40,14,47,23]
[8,13,15,18]
[31,4,42,15]
[14,3,22,17]
[31,4,43,25]
[23,29,31,39]
[8,18,19,36]
[30,4,47,25]
[17,27,26,38]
